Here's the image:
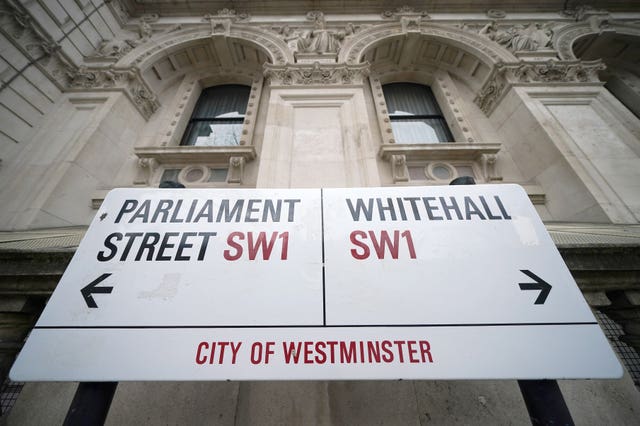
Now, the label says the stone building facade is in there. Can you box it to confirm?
[1,0,640,424]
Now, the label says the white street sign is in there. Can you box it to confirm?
[10,185,622,381]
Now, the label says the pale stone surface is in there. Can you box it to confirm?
[327,381,420,425]
[2,382,77,426]
[22,66,62,102]
[258,88,380,188]
[546,103,640,222]
[412,380,530,425]
[10,75,56,116]
[235,382,331,425]
[12,379,639,425]
[560,371,640,426]
[0,34,30,70]
[105,382,240,425]
[79,20,103,51]
[0,104,32,144]
[0,89,42,129]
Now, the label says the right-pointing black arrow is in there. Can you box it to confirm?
[519,269,552,305]
[81,273,113,308]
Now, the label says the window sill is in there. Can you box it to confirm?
[379,143,501,161]
[135,145,257,164]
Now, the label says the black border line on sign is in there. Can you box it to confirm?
[320,188,326,326]
[34,322,598,329]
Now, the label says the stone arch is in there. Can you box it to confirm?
[341,22,516,94]
[113,24,292,94]
[118,24,293,70]
[554,21,640,60]
[555,21,640,118]
[340,22,516,67]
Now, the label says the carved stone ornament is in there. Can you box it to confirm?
[502,59,606,83]
[90,38,137,60]
[134,158,159,185]
[89,13,187,62]
[474,59,606,115]
[136,14,158,41]
[481,154,501,182]
[0,0,32,39]
[391,154,409,183]
[288,11,348,55]
[264,62,370,86]
[474,76,506,116]
[401,16,422,33]
[203,15,231,36]
[65,66,160,119]
[0,0,78,90]
[204,8,250,23]
[381,6,430,20]
[202,9,250,37]
[478,21,554,52]
[228,156,245,184]
[486,9,506,19]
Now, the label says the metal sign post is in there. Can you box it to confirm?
[451,178,575,426]
[63,382,117,426]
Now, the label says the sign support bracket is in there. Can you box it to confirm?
[63,382,118,426]
[518,380,574,426]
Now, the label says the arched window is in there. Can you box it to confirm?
[382,83,453,143]
[180,84,250,146]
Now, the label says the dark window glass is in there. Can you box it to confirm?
[180,85,250,146]
[382,83,454,143]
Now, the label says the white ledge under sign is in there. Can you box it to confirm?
[11,185,621,381]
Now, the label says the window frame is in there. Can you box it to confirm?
[383,82,455,144]
[133,71,263,187]
[369,70,501,184]
[179,84,252,147]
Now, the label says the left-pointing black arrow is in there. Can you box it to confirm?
[81,273,114,308]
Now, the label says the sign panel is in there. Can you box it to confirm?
[10,185,622,381]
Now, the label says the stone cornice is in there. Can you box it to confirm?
[474,59,606,115]
[66,66,160,120]
[264,62,370,86]
[134,145,257,164]
[115,0,640,16]
[0,0,160,120]
[378,143,501,161]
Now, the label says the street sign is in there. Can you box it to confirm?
[10,185,622,381]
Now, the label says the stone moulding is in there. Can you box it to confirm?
[379,143,502,184]
[263,62,370,86]
[379,143,501,162]
[381,6,430,20]
[134,145,257,165]
[474,59,606,115]
[65,66,160,120]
